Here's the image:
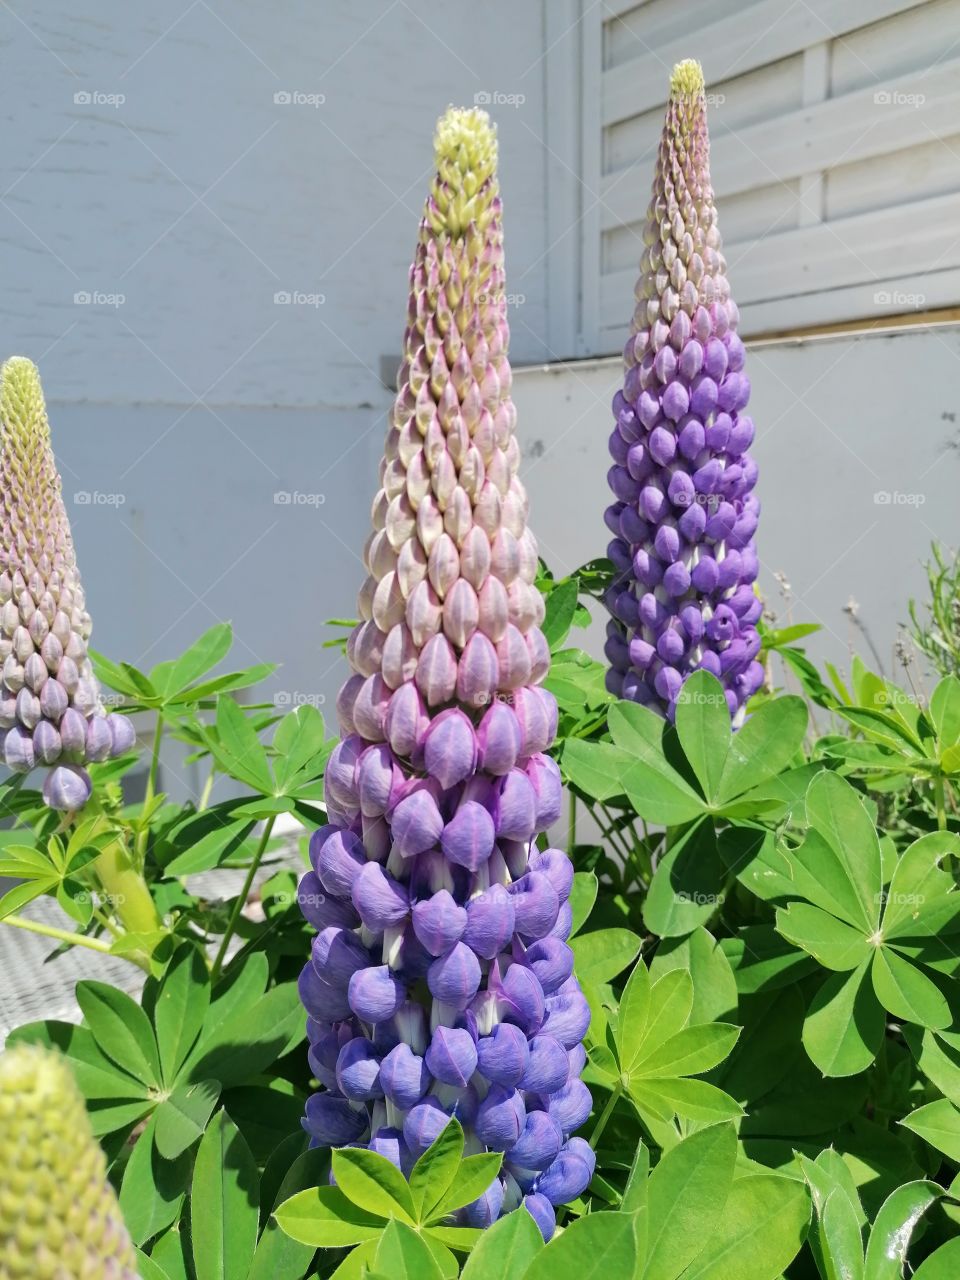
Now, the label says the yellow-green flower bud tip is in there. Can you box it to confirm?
[430,106,499,238]
[670,59,705,99]
[0,1044,140,1278]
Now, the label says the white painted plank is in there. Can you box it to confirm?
[544,0,584,358]
[601,0,931,125]
[599,55,960,230]
[578,0,604,356]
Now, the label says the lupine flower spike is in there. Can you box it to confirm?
[298,107,593,1239]
[0,1044,139,1278]
[604,60,762,724]
[0,357,135,808]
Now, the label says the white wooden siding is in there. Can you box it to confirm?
[574,0,960,353]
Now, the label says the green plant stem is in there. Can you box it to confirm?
[94,838,162,935]
[136,712,164,861]
[211,815,277,982]
[589,1081,624,1150]
[935,773,947,831]
[3,912,113,954]
[198,767,215,812]
[568,789,576,854]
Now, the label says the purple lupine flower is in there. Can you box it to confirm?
[603,61,763,724]
[298,107,591,1234]
[0,358,135,808]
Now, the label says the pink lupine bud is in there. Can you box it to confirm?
[0,359,134,808]
[302,109,589,1214]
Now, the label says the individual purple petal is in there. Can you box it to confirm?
[411,889,467,956]
[441,800,495,871]
[423,708,478,788]
[348,965,405,1024]
[476,1023,529,1088]
[494,769,538,841]
[499,963,545,1034]
[356,743,400,817]
[525,754,562,829]
[4,724,34,772]
[519,1035,570,1095]
[508,872,560,940]
[315,829,366,897]
[506,1110,563,1171]
[299,962,352,1022]
[379,1042,431,1109]
[544,1079,593,1137]
[527,848,574,902]
[475,1085,526,1151]
[297,872,360,932]
[336,1038,383,1101]
[304,1093,368,1146]
[308,1024,356,1091]
[523,1192,556,1242]
[33,720,62,765]
[542,989,592,1049]
[535,1137,596,1205]
[369,1126,406,1171]
[84,716,112,763]
[42,763,91,811]
[463,883,515,959]
[390,788,444,858]
[403,1097,450,1155]
[351,862,409,932]
[312,926,372,988]
[425,1025,478,1088]
[106,712,136,756]
[462,1177,505,1228]
[428,942,482,1008]
[519,939,575,994]
[476,701,522,776]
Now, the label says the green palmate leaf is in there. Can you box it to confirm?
[185,982,303,1086]
[408,1117,463,1219]
[633,1023,740,1079]
[373,1220,444,1280]
[930,675,960,748]
[803,964,884,1077]
[120,1114,191,1246]
[459,1205,543,1279]
[713,693,808,805]
[331,1146,416,1223]
[616,958,651,1070]
[904,1028,960,1106]
[430,1153,503,1220]
[568,872,598,936]
[862,1181,942,1279]
[541,577,580,650]
[211,695,274,794]
[154,946,210,1084]
[721,924,818,995]
[561,740,632,804]
[643,820,726,938]
[6,1020,148,1103]
[649,928,737,1022]
[673,670,731,806]
[157,623,233,698]
[76,981,161,1089]
[621,1141,649,1214]
[272,704,329,790]
[882,830,960,938]
[274,1186,385,1248]
[249,1147,326,1280]
[643,1122,737,1280]
[900,1098,960,1160]
[607,702,705,824]
[802,772,883,931]
[633,969,694,1061]
[870,946,951,1029]
[523,1208,639,1280]
[635,1076,743,1123]
[775,902,871,971]
[819,1189,864,1280]
[912,1239,960,1278]
[154,1079,221,1160]
[164,818,256,878]
[680,1174,810,1280]
[570,927,642,984]
[136,1252,173,1280]
[190,1110,260,1280]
